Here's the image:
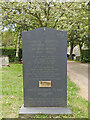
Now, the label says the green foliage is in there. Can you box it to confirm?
[1,2,89,58]
[81,49,90,63]
[2,30,15,47]
[2,48,22,62]
[2,2,88,31]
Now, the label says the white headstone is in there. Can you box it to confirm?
[2,56,9,66]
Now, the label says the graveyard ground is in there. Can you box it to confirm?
[2,64,88,118]
[67,60,88,100]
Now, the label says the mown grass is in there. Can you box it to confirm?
[2,64,23,118]
[2,64,88,118]
[68,59,90,64]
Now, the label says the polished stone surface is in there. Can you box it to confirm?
[22,28,67,107]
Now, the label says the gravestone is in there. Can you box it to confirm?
[19,27,72,115]
[1,56,9,66]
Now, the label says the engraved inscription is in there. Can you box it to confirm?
[22,28,67,107]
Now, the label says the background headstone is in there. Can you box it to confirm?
[1,56,9,66]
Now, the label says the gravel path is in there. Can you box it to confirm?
[67,61,89,101]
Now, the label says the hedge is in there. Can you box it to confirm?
[2,48,22,62]
[1,48,90,63]
[81,49,90,62]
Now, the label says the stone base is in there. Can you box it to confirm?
[19,104,72,116]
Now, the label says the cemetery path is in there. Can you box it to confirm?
[67,61,89,101]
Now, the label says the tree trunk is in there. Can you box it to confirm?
[79,44,83,61]
[79,44,82,55]
[16,28,22,58]
[69,43,73,59]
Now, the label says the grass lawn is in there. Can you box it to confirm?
[2,64,88,118]
[68,59,90,64]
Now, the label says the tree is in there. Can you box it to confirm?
[1,1,88,59]
[67,30,77,58]
[1,2,73,58]
[66,2,88,59]
[2,29,15,47]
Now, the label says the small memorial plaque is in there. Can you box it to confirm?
[39,81,51,87]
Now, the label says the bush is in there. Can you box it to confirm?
[81,49,90,63]
[1,48,90,63]
[1,48,22,62]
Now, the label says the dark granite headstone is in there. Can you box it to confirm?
[19,27,72,115]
